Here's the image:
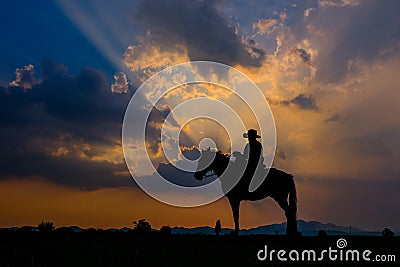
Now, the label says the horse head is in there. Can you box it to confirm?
[194,149,229,180]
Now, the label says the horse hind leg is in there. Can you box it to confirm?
[276,197,297,237]
[229,198,240,235]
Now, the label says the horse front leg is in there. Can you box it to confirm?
[229,197,240,235]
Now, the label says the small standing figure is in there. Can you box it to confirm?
[214,219,222,236]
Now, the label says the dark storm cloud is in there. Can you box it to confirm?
[140,147,213,187]
[10,60,133,129]
[145,106,179,155]
[181,146,201,161]
[133,0,265,67]
[157,162,215,187]
[291,48,312,64]
[290,94,318,110]
[0,61,134,189]
[39,59,69,79]
[269,93,318,111]
[1,149,131,189]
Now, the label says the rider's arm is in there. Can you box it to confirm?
[244,143,250,160]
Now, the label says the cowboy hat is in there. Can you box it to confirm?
[243,129,261,138]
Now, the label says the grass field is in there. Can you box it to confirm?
[0,231,398,266]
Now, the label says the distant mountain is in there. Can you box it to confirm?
[0,221,390,236]
[2,227,19,232]
[69,226,83,233]
[120,227,131,232]
[171,226,231,235]
[171,220,383,236]
[240,220,381,236]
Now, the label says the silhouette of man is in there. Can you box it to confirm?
[214,219,221,236]
[233,129,264,185]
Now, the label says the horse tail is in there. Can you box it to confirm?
[288,175,297,218]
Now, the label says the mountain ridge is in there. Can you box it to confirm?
[170,220,384,236]
[1,220,392,236]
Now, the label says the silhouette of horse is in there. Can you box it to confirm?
[194,149,297,236]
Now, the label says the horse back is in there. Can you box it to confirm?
[226,167,294,201]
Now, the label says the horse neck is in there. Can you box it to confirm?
[214,155,229,177]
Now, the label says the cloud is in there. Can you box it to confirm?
[1,0,400,231]
[269,93,318,111]
[146,146,214,187]
[318,0,361,7]
[304,8,316,17]
[276,149,287,161]
[245,39,266,62]
[123,40,189,83]
[40,60,69,79]
[132,0,265,68]
[275,54,400,185]
[111,72,129,94]
[0,60,133,189]
[291,47,312,64]
[181,146,201,161]
[253,18,278,35]
[146,105,179,156]
[324,113,341,123]
[35,62,129,125]
[308,0,400,83]
[156,161,215,187]
[291,94,318,110]
[9,64,37,90]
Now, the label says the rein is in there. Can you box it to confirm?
[203,171,217,178]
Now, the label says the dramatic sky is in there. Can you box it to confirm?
[1,0,400,232]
